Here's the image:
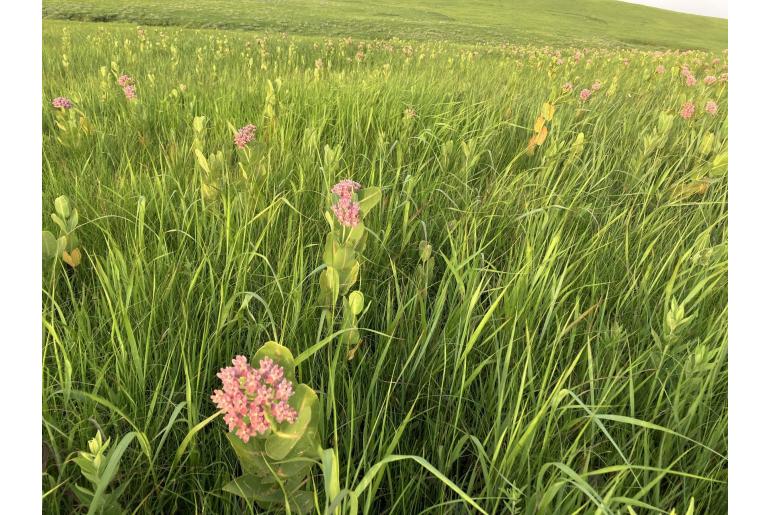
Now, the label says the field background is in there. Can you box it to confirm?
[43,0,727,49]
[42,1,727,514]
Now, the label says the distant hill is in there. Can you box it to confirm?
[42,0,727,50]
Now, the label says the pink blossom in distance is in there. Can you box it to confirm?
[703,75,717,85]
[579,89,592,102]
[234,124,257,149]
[655,65,665,74]
[123,85,137,100]
[51,97,73,109]
[705,100,718,115]
[680,101,695,120]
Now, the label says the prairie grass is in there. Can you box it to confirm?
[42,19,727,514]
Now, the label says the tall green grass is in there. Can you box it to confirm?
[42,20,727,513]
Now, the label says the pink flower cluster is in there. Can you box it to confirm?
[705,100,718,115]
[123,85,137,100]
[703,75,717,85]
[655,65,665,74]
[331,179,362,228]
[680,101,695,120]
[211,355,298,443]
[51,96,73,109]
[234,124,257,149]
[579,88,592,102]
[562,82,573,93]
[680,67,697,87]
[591,81,602,91]
[118,75,137,100]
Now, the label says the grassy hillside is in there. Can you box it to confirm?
[43,0,727,50]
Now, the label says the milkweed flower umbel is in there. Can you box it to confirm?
[703,75,717,85]
[51,97,73,109]
[331,179,362,228]
[579,88,592,102]
[562,82,573,93]
[234,124,257,149]
[118,75,137,100]
[122,85,137,100]
[591,81,602,91]
[705,100,718,115]
[685,74,697,87]
[331,179,361,199]
[680,101,695,120]
[211,355,298,443]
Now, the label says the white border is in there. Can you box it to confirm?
[0,0,43,509]
[729,1,770,513]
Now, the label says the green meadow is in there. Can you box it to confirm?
[42,0,727,50]
[42,2,727,513]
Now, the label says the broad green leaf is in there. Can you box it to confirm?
[541,102,555,121]
[192,116,206,133]
[319,266,340,306]
[225,432,272,477]
[348,291,364,315]
[194,148,211,175]
[322,233,338,266]
[265,385,318,460]
[341,298,361,348]
[67,208,79,233]
[51,213,68,234]
[357,186,381,217]
[270,452,316,479]
[253,341,296,382]
[321,447,341,508]
[223,475,314,513]
[265,406,311,460]
[345,222,367,251]
[54,195,71,218]
[712,152,727,176]
[42,231,58,259]
[338,260,359,295]
[57,236,68,256]
[222,473,274,500]
[324,233,359,271]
